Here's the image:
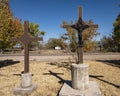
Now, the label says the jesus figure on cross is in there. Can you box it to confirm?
[62,6,98,64]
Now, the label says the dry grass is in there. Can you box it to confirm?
[87,60,120,96]
[0,59,120,96]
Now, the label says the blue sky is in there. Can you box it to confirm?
[10,0,120,42]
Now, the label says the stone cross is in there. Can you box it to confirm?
[62,6,98,64]
[12,21,43,73]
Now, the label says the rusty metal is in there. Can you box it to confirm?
[62,6,98,64]
[12,21,43,73]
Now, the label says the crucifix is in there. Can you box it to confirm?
[12,21,43,73]
[62,6,98,64]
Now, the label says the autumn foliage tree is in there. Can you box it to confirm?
[0,0,22,52]
[61,22,77,52]
[0,0,12,51]
[83,20,99,51]
[0,0,45,53]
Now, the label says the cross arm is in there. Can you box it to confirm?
[31,37,43,41]
[11,37,20,42]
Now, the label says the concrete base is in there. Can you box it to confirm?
[13,73,37,95]
[13,84,37,95]
[21,73,32,88]
[59,81,102,96]
[71,64,89,90]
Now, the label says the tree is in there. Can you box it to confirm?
[83,20,99,51]
[46,38,66,49]
[29,22,45,37]
[62,20,99,52]
[101,36,115,52]
[0,0,45,53]
[0,0,23,53]
[0,0,12,51]
[61,21,77,52]
[112,13,120,51]
[29,22,45,49]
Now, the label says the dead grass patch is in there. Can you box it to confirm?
[0,60,120,96]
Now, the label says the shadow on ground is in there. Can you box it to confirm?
[43,70,71,96]
[43,70,71,86]
[0,59,20,68]
[47,61,120,89]
[97,60,120,68]
[47,62,72,70]
[90,75,120,88]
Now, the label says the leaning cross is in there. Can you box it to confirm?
[12,21,43,73]
[62,6,98,64]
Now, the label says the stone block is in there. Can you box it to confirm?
[13,73,37,95]
[71,64,89,90]
[59,81,102,96]
[21,73,32,88]
[13,84,37,95]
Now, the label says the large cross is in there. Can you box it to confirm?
[62,6,98,64]
[12,21,43,73]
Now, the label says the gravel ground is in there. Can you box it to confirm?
[0,53,120,96]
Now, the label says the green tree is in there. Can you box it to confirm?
[29,22,45,49]
[101,36,115,52]
[46,38,66,49]
[112,13,120,51]
[29,22,45,36]
[9,22,45,51]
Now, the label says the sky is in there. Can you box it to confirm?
[9,0,120,42]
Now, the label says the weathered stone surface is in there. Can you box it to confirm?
[13,84,37,95]
[59,81,102,96]
[13,73,37,95]
[71,64,89,90]
[21,73,32,88]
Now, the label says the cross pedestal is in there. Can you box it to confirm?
[12,21,42,95]
[59,6,102,96]
[14,73,37,95]
[71,64,89,91]
[59,81,102,96]
[59,64,102,96]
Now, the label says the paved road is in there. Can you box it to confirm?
[0,53,120,62]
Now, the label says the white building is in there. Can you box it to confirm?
[55,46,61,50]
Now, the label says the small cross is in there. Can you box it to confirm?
[11,21,43,73]
[62,6,98,64]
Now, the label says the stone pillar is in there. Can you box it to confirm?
[59,63,102,96]
[13,73,37,95]
[71,64,89,91]
[21,73,32,88]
